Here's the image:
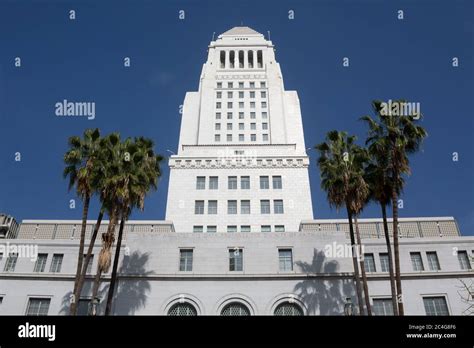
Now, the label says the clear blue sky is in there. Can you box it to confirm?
[0,0,473,235]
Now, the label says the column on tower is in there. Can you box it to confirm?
[243,50,248,69]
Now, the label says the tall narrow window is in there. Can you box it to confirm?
[257,50,263,68]
[228,200,237,214]
[179,249,193,272]
[410,252,424,271]
[364,254,376,272]
[86,254,94,273]
[379,253,389,272]
[248,51,254,68]
[241,176,250,189]
[241,200,250,214]
[229,51,235,68]
[208,200,218,214]
[260,176,269,189]
[33,254,48,273]
[196,176,206,190]
[220,51,225,68]
[427,251,441,271]
[209,176,218,190]
[194,201,204,215]
[274,200,284,214]
[279,249,293,271]
[229,249,243,271]
[272,176,282,189]
[458,251,471,270]
[50,254,64,273]
[238,50,244,68]
[228,176,237,189]
[260,200,271,214]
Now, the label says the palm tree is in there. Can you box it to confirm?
[363,146,401,315]
[63,128,102,315]
[71,132,121,315]
[104,137,163,315]
[361,100,427,315]
[316,130,371,315]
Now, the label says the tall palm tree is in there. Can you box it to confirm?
[71,132,121,315]
[104,137,163,315]
[63,128,102,315]
[316,131,371,315]
[364,146,402,315]
[361,100,427,315]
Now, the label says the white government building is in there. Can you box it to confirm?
[0,26,473,316]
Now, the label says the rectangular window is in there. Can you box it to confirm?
[227,112,233,119]
[260,81,266,88]
[215,134,220,142]
[50,254,64,273]
[261,225,271,233]
[4,253,18,272]
[77,299,92,316]
[228,176,237,189]
[274,200,284,214]
[227,225,237,233]
[423,296,449,316]
[179,249,193,272]
[227,123,232,130]
[239,82,244,88]
[228,200,237,214]
[216,112,221,119]
[262,112,268,118]
[279,249,293,271]
[241,225,251,233]
[241,200,251,214]
[239,102,244,109]
[379,253,389,272]
[196,176,206,190]
[193,226,203,233]
[228,82,233,88]
[272,176,282,189]
[217,82,222,88]
[239,123,244,130]
[250,102,255,109]
[227,134,232,142]
[86,255,94,274]
[208,200,218,214]
[239,134,244,142]
[261,102,267,108]
[260,176,269,189]
[372,298,394,316]
[250,82,255,88]
[251,134,256,141]
[250,123,256,130]
[239,91,244,99]
[216,102,221,109]
[262,122,268,130]
[209,176,218,190]
[427,251,441,271]
[207,226,217,233]
[458,251,471,270]
[194,201,204,215]
[250,91,255,98]
[250,112,256,119]
[275,225,285,233]
[410,252,424,271]
[229,249,243,271]
[261,200,271,214]
[26,298,51,316]
[227,102,233,109]
[261,91,266,98]
[227,91,233,98]
[262,134,269,141]
[239,112,244,119]
[33,254,48,273]
[215,123,221,131]
[216,91,222,99]
[241,176,250,189]
[364,253,376,272]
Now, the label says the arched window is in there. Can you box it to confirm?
[168,303,197,316]
[221,302,251,316]
[274,302,303,316]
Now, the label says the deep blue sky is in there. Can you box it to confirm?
[0,0,473,235]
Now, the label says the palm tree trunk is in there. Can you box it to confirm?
[105,212,126,315]
[354,215,372,316]
[346,207,365,315]
[381,203,399,316]
[391,184,405,315]
[89,268,103,315]
[70,194,90,315]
